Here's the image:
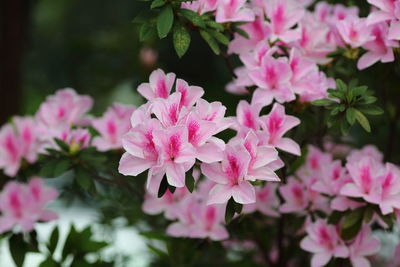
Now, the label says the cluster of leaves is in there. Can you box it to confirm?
[313,79,384,135]
[38,139,107,191]
[135,0,246,57]
[6,225,113,267]
[328,203,395,241]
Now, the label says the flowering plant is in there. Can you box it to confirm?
[2,0,400,266]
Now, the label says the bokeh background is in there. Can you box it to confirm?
[1,0,243,122]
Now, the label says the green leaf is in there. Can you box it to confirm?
[179,9,206,28]
[151,0,165,9]
[199,30,220,54]
[140,22,157,41]
[225,197,236,223]
[352,86,368,96]
[48,226,59,254]
[346,108,356,125]
[39,257,58,267]
[340,119,350,135]
[168,184,176,193]
[158,175,169,198]
[342,208,363,229]
[53,159,71,177]
[341,218,362,240]
[359,105,384,115]
[233,26,249,39]
[205,20,224,31]
[54,138,69,152]
[75,166,92,190]
[9,234,26,267]
[173,23,191,57]
[328,210,344,225]
[331,107,340,116]
[363,207,374,223]
[39,159,57,177]
[157,6,174,38]
[208,29,229,45]
[139,231,168,241]
[354,109,371,132]
[312,99,335,106]
[185,172,195,193]
[359,96,377,105]
[234,202,243,214]
[147,244,168,258]
[336,79,347,92]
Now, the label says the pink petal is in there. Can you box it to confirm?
[118,152,154,176]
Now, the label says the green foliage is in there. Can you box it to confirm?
[225,197,243,223]
[135,0,233,57]
[312,79,383,135]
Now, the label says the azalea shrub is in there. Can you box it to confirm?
[2,0,400,266]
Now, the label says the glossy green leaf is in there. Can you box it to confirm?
[173,23,191,57]
[157,6,174,38]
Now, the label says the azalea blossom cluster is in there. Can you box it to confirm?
[0,88,135,177]
[0,177,58,233]
[118,69,301,207]
[277,144,400,267]
[181,0,399,103]
[143,177,229,241]
[280,145,400,218]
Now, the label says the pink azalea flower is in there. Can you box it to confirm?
[249,55,294,105]
[137,69,176,100]
[232,100,263,133]
[36,88,93,128]
[175,78,204,109]
[279,178,310,213]
[238,131,282,181]
[288,48,331,102]
[228,13,271,55]
[259,103,301,155]
[166,198,198,237]
[346,145,383,164]
[119,119,162,189]
[194,98,231,133]
[348,226,380,267]
[181,0,218,15]
[59,128,91,150]
[263,0,305,42]
[215,0,255,23]
[294,14,337,64]
[337,18,374,48]
[373,163,400,215]
[201,142,255,204]
[367,0,400,40]
[142,187,190,220]
[152,126,196,188]
[357,23,398,70]
[92,103,135,151]
[0,125,22,177]
[340,157,385,208]
[312,160,349,196]
[225,67,253,95]
[191,204,229,241]
[0,177,58,233]
[300,220,349,267]
[244,183,280,217]
[152,92,187,128]
[185,112,224,163]
[14,117,40,163]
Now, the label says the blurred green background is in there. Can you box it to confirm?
[1,0,240,120]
